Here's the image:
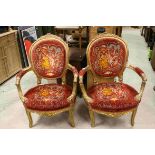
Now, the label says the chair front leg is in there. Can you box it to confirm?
[89,109,95,127]
[131,108,137,126]
[69,107,75,127]
[25,109,33,128]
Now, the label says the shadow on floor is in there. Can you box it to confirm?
[76,102,90,122]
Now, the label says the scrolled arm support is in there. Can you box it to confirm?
[79,66,94,105]
[67,64,78,104]
[15,67,32,103]
[126,65,147,102]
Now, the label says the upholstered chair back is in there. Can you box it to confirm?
[87,34,128,78]
[29,34,68,79]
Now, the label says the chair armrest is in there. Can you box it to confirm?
[127,65,147,81]
[15,67,32,102]
[67,64,78,103]
[67,64,78,83]
[79,66,94,104]
[126,65,147,102]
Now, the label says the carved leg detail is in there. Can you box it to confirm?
[89,110,95,127]
[69,108,75,127]
[26,110,33,128]
[131,109,137,126]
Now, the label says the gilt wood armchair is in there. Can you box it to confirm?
[79,33,147,127]
[16,34,78,128]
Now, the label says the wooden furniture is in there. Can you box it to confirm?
[16,34,78,128]
[55,26,85,57]
[88,27,122,88]
[0,30,22,84]
[141,26,147,36]
[144,27,151,44]
[149,27,155,49]
[57,47,86,97]
[89,26,122,42]
[66,47,86,96]
[79,33,147,127]
[151,43,155,70]
[55,26,82,44]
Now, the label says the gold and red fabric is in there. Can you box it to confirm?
[79,33,147,127]
[87,82,139,112]
[16,34,78,128]
[24,84,72,111]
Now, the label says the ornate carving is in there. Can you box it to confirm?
[79,33,146,127]
[16,34,78,128]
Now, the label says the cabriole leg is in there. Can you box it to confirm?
[69,108,75,127]
[131,108,137,126]
[26,109,33,128]
[89,110,95,127]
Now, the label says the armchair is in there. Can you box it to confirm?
[16,34,78,128]
[79,33,147,127]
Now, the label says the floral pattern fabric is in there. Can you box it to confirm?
[89,38,127,77]
[24,84,72,111]
[87,82,139,112]
[30,40,66,78]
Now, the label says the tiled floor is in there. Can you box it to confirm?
[0,27,155,128]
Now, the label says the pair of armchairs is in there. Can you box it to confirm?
[16,33,147,128]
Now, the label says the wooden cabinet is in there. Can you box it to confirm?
[0,30,22,84]
[0,47,7,83]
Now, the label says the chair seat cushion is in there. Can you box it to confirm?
[87,82,139,112]
[24,84,72,111]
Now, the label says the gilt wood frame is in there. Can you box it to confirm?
[16,34,78,128]
[79,33,147,127]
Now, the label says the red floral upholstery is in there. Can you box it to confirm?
[24,84,72,111]
[89,37,127,77]
[30,40,66,78]
[87,82,139,112]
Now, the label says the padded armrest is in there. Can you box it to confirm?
[67,64,78,104]
[67,64,78,83]
[127,65,147,82]
[127,65,147,102]
[15,67,32,102]
[79,66,94,104]
[16,67,32,85]
[79,66,89,84]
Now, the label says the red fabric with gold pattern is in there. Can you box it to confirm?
[24,84,72,111]
[30,40,66,78]
[87,82,139,112]
[89,38,127,77]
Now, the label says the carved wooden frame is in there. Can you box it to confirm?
[16,34,78,128]
[79,33,147,127]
